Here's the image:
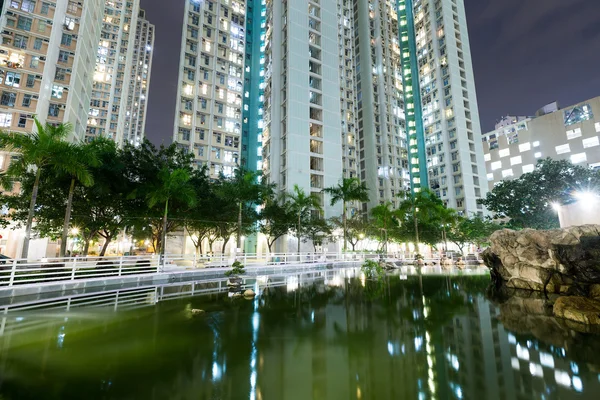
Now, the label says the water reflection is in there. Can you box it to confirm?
[0,268,598,399]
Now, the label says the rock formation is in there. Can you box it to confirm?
[483,225,600,293]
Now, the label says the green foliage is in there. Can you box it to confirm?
[361,259,385,279]
[287,185,323,252]
[259,193,295,252]
[479,158,600,229]
[224,260,245,277]
[448,216,503,252]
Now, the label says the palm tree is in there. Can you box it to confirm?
[370,202,395,253]
[218,168,267,251]
[436,204,457,255]
[287,185,322,254]
[0,118,82,259]
[146,167,196,257]
[59,140,102,257]
[322,178,369,252]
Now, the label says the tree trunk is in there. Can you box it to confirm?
[414,208,420,247]
[83,240,90,256]
[22,168,42,259]
[351,242,356,251]
[443,227,448,256]
[161,199,169,257]
[342,200,347,252]
[267,240,273,253]
[221,236,230,255]
[59,178,76,257]
[99,236,112,256]
[297,213,301,254]
[236,201,242,250]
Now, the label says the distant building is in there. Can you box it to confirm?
[122,9,154,148]
[482,96,600,189]
[0,0,104,141]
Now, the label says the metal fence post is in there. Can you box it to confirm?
[243,252,247,266]
[70,258,77,281]
[8,259,17,287]
[118,257,123,277]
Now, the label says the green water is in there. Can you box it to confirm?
[0,268,599,399]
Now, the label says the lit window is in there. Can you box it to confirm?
[491,161,501,171]
[582,136,599,148]
[595,122,600,132]
[566,128,582,140]
[529,363,544,378]
[522,164,535,173]
[502,169,514,178]
[0,112,12,127]
[486,173,494,181]
[555,144,570,155]
[534,152,542,158]
[570,152,587,164]
[510,156,522,165]
[499,148,510,158]
[519,142,531,152]
[182,114,191,125]
[533,141,540,147]
[484,153,491,161]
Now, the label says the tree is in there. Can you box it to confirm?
[123,140,196,254]
[396,189,445,248]
[331,214,370,251]
[301,216,333,252]
[287,185,322,253]
[436,204,458,255]
[59,140,101,257]
[370,202,396,253]
[146,167,196,257]
[322,178,369,251]
[480,158,600,229]
[217,168,270,251]
[0,119,87,258]
[259,193,295,253]
[448,216,503,254]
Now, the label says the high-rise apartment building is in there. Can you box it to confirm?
[173,0,246,178]
[86,0,140,144]
[122,9,154,148]
[173,0,486,218]
[0,0,104,142]
[409,0,487,215]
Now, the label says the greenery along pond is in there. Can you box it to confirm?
[0,268,599,400]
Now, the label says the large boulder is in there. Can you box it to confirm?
[483,225,600,293]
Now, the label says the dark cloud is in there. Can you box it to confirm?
[139,0,600,144]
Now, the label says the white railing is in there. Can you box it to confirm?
[0,255,161,288]
[0,252,485,288]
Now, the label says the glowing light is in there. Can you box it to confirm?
[551,202,561,212]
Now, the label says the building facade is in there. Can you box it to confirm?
[122,9,154,148]
[172,0,246,178]
[173,0,486,219]
[86,0,139,144]
[482,96,600,189]
[0,0,104,142]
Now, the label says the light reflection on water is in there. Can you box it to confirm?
[0,267,599,399]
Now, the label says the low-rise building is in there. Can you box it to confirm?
[482,97,600,189]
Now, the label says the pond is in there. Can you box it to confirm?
[0,267,598,399]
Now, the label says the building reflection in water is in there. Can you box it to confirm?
[0,267,599,399]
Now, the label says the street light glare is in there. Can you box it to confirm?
[574,191,599,204]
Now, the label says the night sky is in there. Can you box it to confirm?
[139,0,600,144]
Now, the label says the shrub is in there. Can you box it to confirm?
[224,260,245,277]
[361,259,385,279]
